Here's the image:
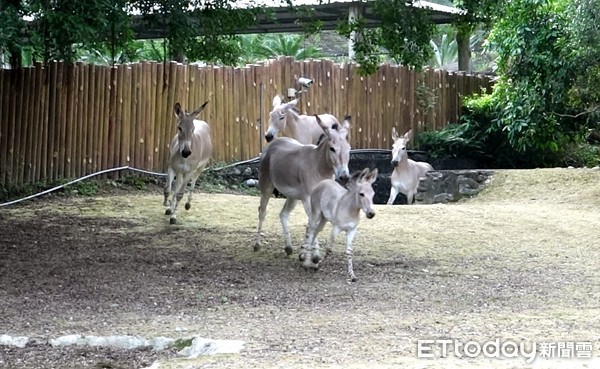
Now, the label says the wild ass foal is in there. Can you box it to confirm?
[163,101,213,224]
[303,168,378,281]
[255,115,352,255]
[387,128,433,205]
[264,95,340,144]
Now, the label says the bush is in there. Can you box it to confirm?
[418,93,514,168]
[416,122,484,160]
[417,92,574,169]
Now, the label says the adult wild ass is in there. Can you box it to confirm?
[163,101,212,224]
[302,167,378,281]
[255,115,352,255]
[264,95,340,144]
[387,128,433,205]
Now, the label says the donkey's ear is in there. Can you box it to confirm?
[404,129,413,140]
[282,98,299,110]
[174,103,183,118]
[315,115,330,136]
[392,127,399,140]
[350,169,365,182]
[366,168,379,183]
[190,100,209,117]
[272,95,282,107]
[341,115,351,131]
[337,115,351,140]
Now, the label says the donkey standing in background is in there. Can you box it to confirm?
[256,115,352,255]
[387,128,434,205]
[163,101,212,224]
[264,95,340,145]
[302,167,378,282]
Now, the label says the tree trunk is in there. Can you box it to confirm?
[173,49,185,63]
[456,31,471,72]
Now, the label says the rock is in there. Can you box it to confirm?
[49,334,86,347]
[433,193,454,203]
[178,336,245,358]
[244,179,258,187]
[148,337,176,351]
[592,166,600,171]
[0,334,30,348]
[418,170,494,204]
[458,176,481,196]
[243,167,252,176]
[49,334,174,350]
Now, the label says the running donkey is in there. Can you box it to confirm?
[302,167,378,281]
[256,115,352,256]
[163,101,213,224]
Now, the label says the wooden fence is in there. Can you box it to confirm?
[0,58,493,187]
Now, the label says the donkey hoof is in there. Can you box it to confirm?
[284,246,293,256]
[349,276,358,282]
[165,208,172,215]
[185,203,191,210]
[311,254,321,265]
[169,218,177,225]
[253,243,261,252]
[299,253,306,262]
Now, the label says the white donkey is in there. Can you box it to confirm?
[387,128,433,205]
[264,95,341,145]
[163,101,213,224]
[256,115,352,255]
[302,167,378,281]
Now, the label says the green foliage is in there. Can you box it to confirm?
[453,0,500,32]
[0,1,31,67]
[423,0,600,169]
[118,175,149,190]
[418,93,502,166]
[2,0,265,67]
[0,179,99,203]
[487,0,572,159]
[563,142,600,168]
[172,338,194,350]
[337,0,434,75]
[418,92,564,168]
[131,0,262,64]
[76,39,166,65]
[429,34,457,68]
[28,0,133,64]
[375,0,435,67]
[64,181,99,196]
[563,0,600,126]
[337,17,383,76]
[417,122,485,160]
[236,33,323,64]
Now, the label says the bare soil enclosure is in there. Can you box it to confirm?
[1,168,599,369]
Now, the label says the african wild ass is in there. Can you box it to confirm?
[387,128,433,205]
[163,101,212,224]
[264,95,340,145]
[302,167,378,281]
[255,115,352,255]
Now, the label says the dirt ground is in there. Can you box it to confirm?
[0,168,599,369]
